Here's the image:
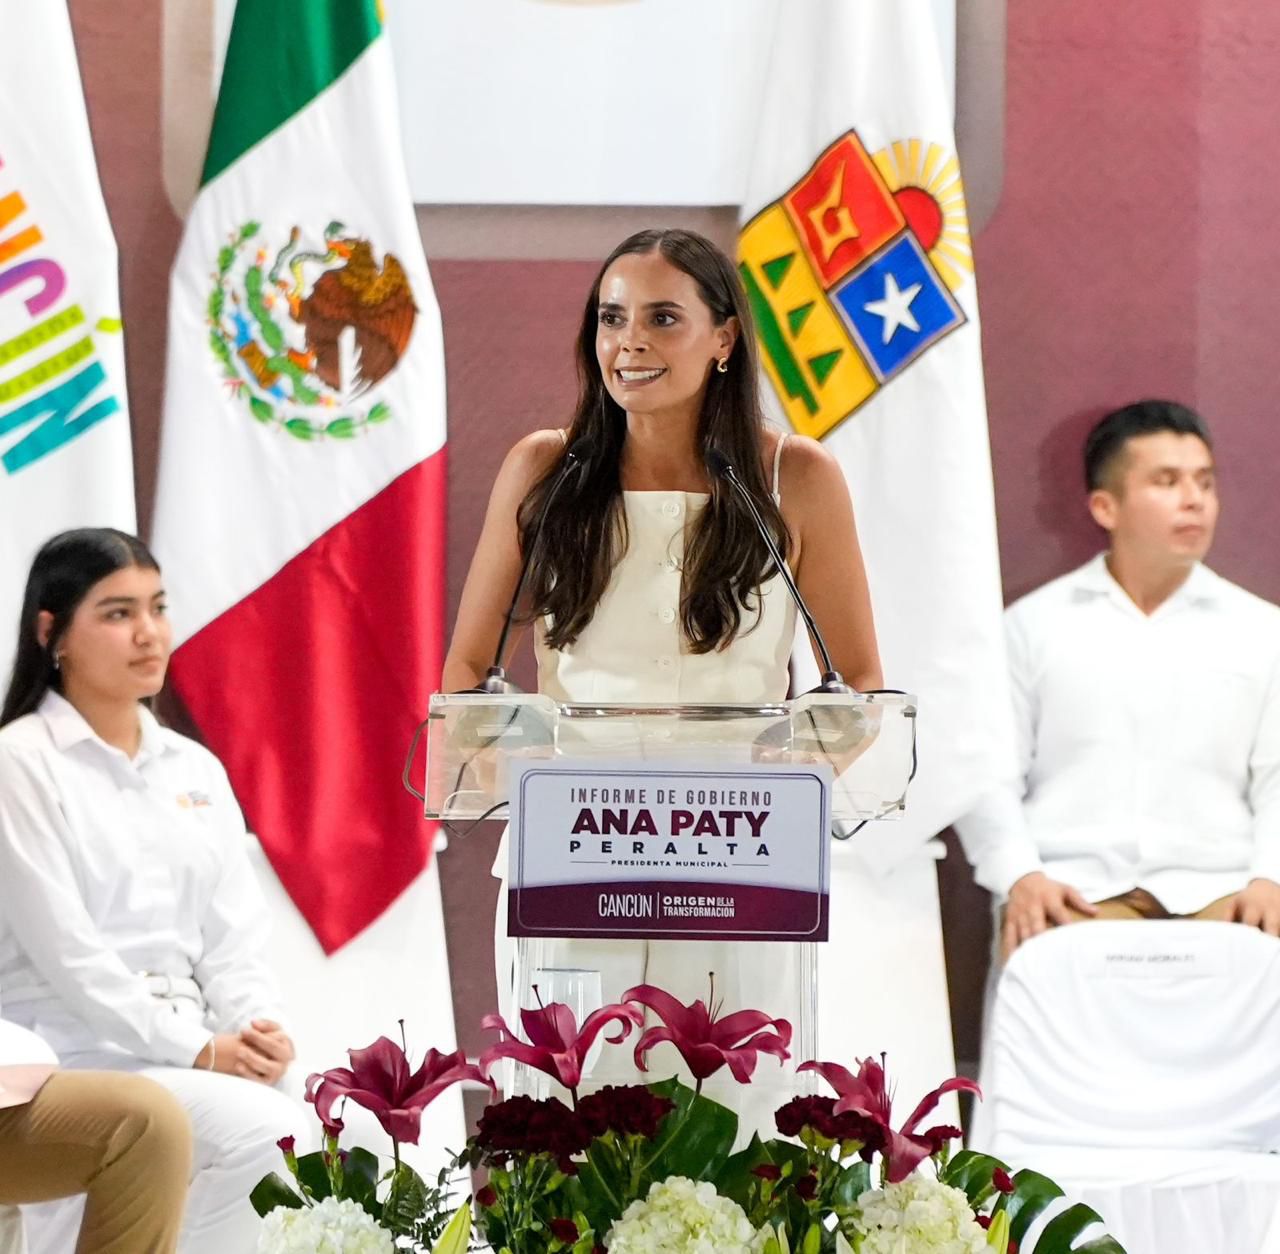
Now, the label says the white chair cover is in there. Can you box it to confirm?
[971,921,1280,1254]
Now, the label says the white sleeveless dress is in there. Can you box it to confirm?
[495,437,803,1116]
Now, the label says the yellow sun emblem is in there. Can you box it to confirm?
[872,140,973,293]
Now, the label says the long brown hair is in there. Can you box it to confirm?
[517,229,790,654]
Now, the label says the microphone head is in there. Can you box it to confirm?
[705,448,732,479]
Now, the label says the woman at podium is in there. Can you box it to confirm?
[443,229,880,1105]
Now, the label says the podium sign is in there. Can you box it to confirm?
[508,759,831,943]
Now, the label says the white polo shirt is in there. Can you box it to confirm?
[0,692,283,1068]
[956,555,1280,910]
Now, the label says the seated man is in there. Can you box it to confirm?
[0,1017,191,1253]
[958,399,1280,961]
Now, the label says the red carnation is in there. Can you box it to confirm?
[471,1095,590,1167]
[576,1084,675,1140]
[549,1217,580,1243]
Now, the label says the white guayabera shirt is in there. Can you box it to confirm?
[957,555,1280,911]
[0,692,283,1068]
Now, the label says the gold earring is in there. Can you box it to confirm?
[716,357,729,374]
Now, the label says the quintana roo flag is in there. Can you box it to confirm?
[739,0,1013,871]
[153,0,447,952]
[0,2,134,657]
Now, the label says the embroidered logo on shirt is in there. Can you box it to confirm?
[176,790,213,809]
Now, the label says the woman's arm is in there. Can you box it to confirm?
[782,435,883,692]
[0,749,212,1067]
[442,430,568,692]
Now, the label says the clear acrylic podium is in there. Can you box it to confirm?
[417,690,916,1133]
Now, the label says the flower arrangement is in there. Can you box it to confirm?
[252,1028,487,1253]
[253,990,1128,1254]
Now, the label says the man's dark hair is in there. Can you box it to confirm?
[1083,399,1213,492]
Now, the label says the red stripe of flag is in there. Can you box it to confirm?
[170,451,447,953]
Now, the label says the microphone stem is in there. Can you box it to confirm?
[721,465,842,684]
[490,452,580,676]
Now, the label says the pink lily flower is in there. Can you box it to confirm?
[306,1037,493,1145]
[624,981,792,1090]
[479,999,643,1095]
[798,1054,980,1183]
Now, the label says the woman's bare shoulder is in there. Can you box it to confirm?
[496,428,570,494]
[775,432,842,483]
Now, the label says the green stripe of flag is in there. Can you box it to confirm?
[201,0,382,187]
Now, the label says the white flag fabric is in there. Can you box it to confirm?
[0,2,134,646]
[152,0,448,954]
[739,0,1013,870]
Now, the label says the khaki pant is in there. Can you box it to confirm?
[0,1071,191,1254]
[1000,889,1238,962]
[1064,887,1237,924]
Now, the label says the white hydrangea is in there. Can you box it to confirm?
[606,1175,771,1254]
[257,1196,394,1254]
[853,1175,989,1254]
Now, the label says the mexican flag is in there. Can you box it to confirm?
[739,0,1013,869]
[153,0,447,953]
[0,1,134,655]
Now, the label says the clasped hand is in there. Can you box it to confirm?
[193,1019,295,1084]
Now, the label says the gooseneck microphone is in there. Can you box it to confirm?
[706,447,854,695]
[470,435,596,694]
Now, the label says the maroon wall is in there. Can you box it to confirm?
[978,1,1280,604]
[64,1,1280,1071]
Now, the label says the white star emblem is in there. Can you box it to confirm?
[863,273,923,344]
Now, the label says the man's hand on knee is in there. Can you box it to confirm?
[1231,878,1280,937]
[1002,871,1098,960]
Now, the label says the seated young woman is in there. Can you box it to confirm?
[0,528,307,1254]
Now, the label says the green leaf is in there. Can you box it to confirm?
[799,1223,821,1254]
[429,1204,471,1254]
[941,1149,1009,1205]
[242,221,261,240]
[1031,1202,1128,1254]
[337,1146,380,1217]
[713,1133,772,1209]
[574,1141,629,1237]
[245,266,285,351]
[326,416,358,439]
[209,331,233,368]
[285,417,318,441]
[1001,1169,1066,1247]
[294,1151,334,1201]
[249,1172,305,1218]
[367,400,392,423]
[944,1153,1129,1252]
[641,1079,737,1185]
[217,246,235,272]
[832,1159,872,1208]
[762,1225,791,1254]
[382,1163,429,1236]
[249,397,275,424]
